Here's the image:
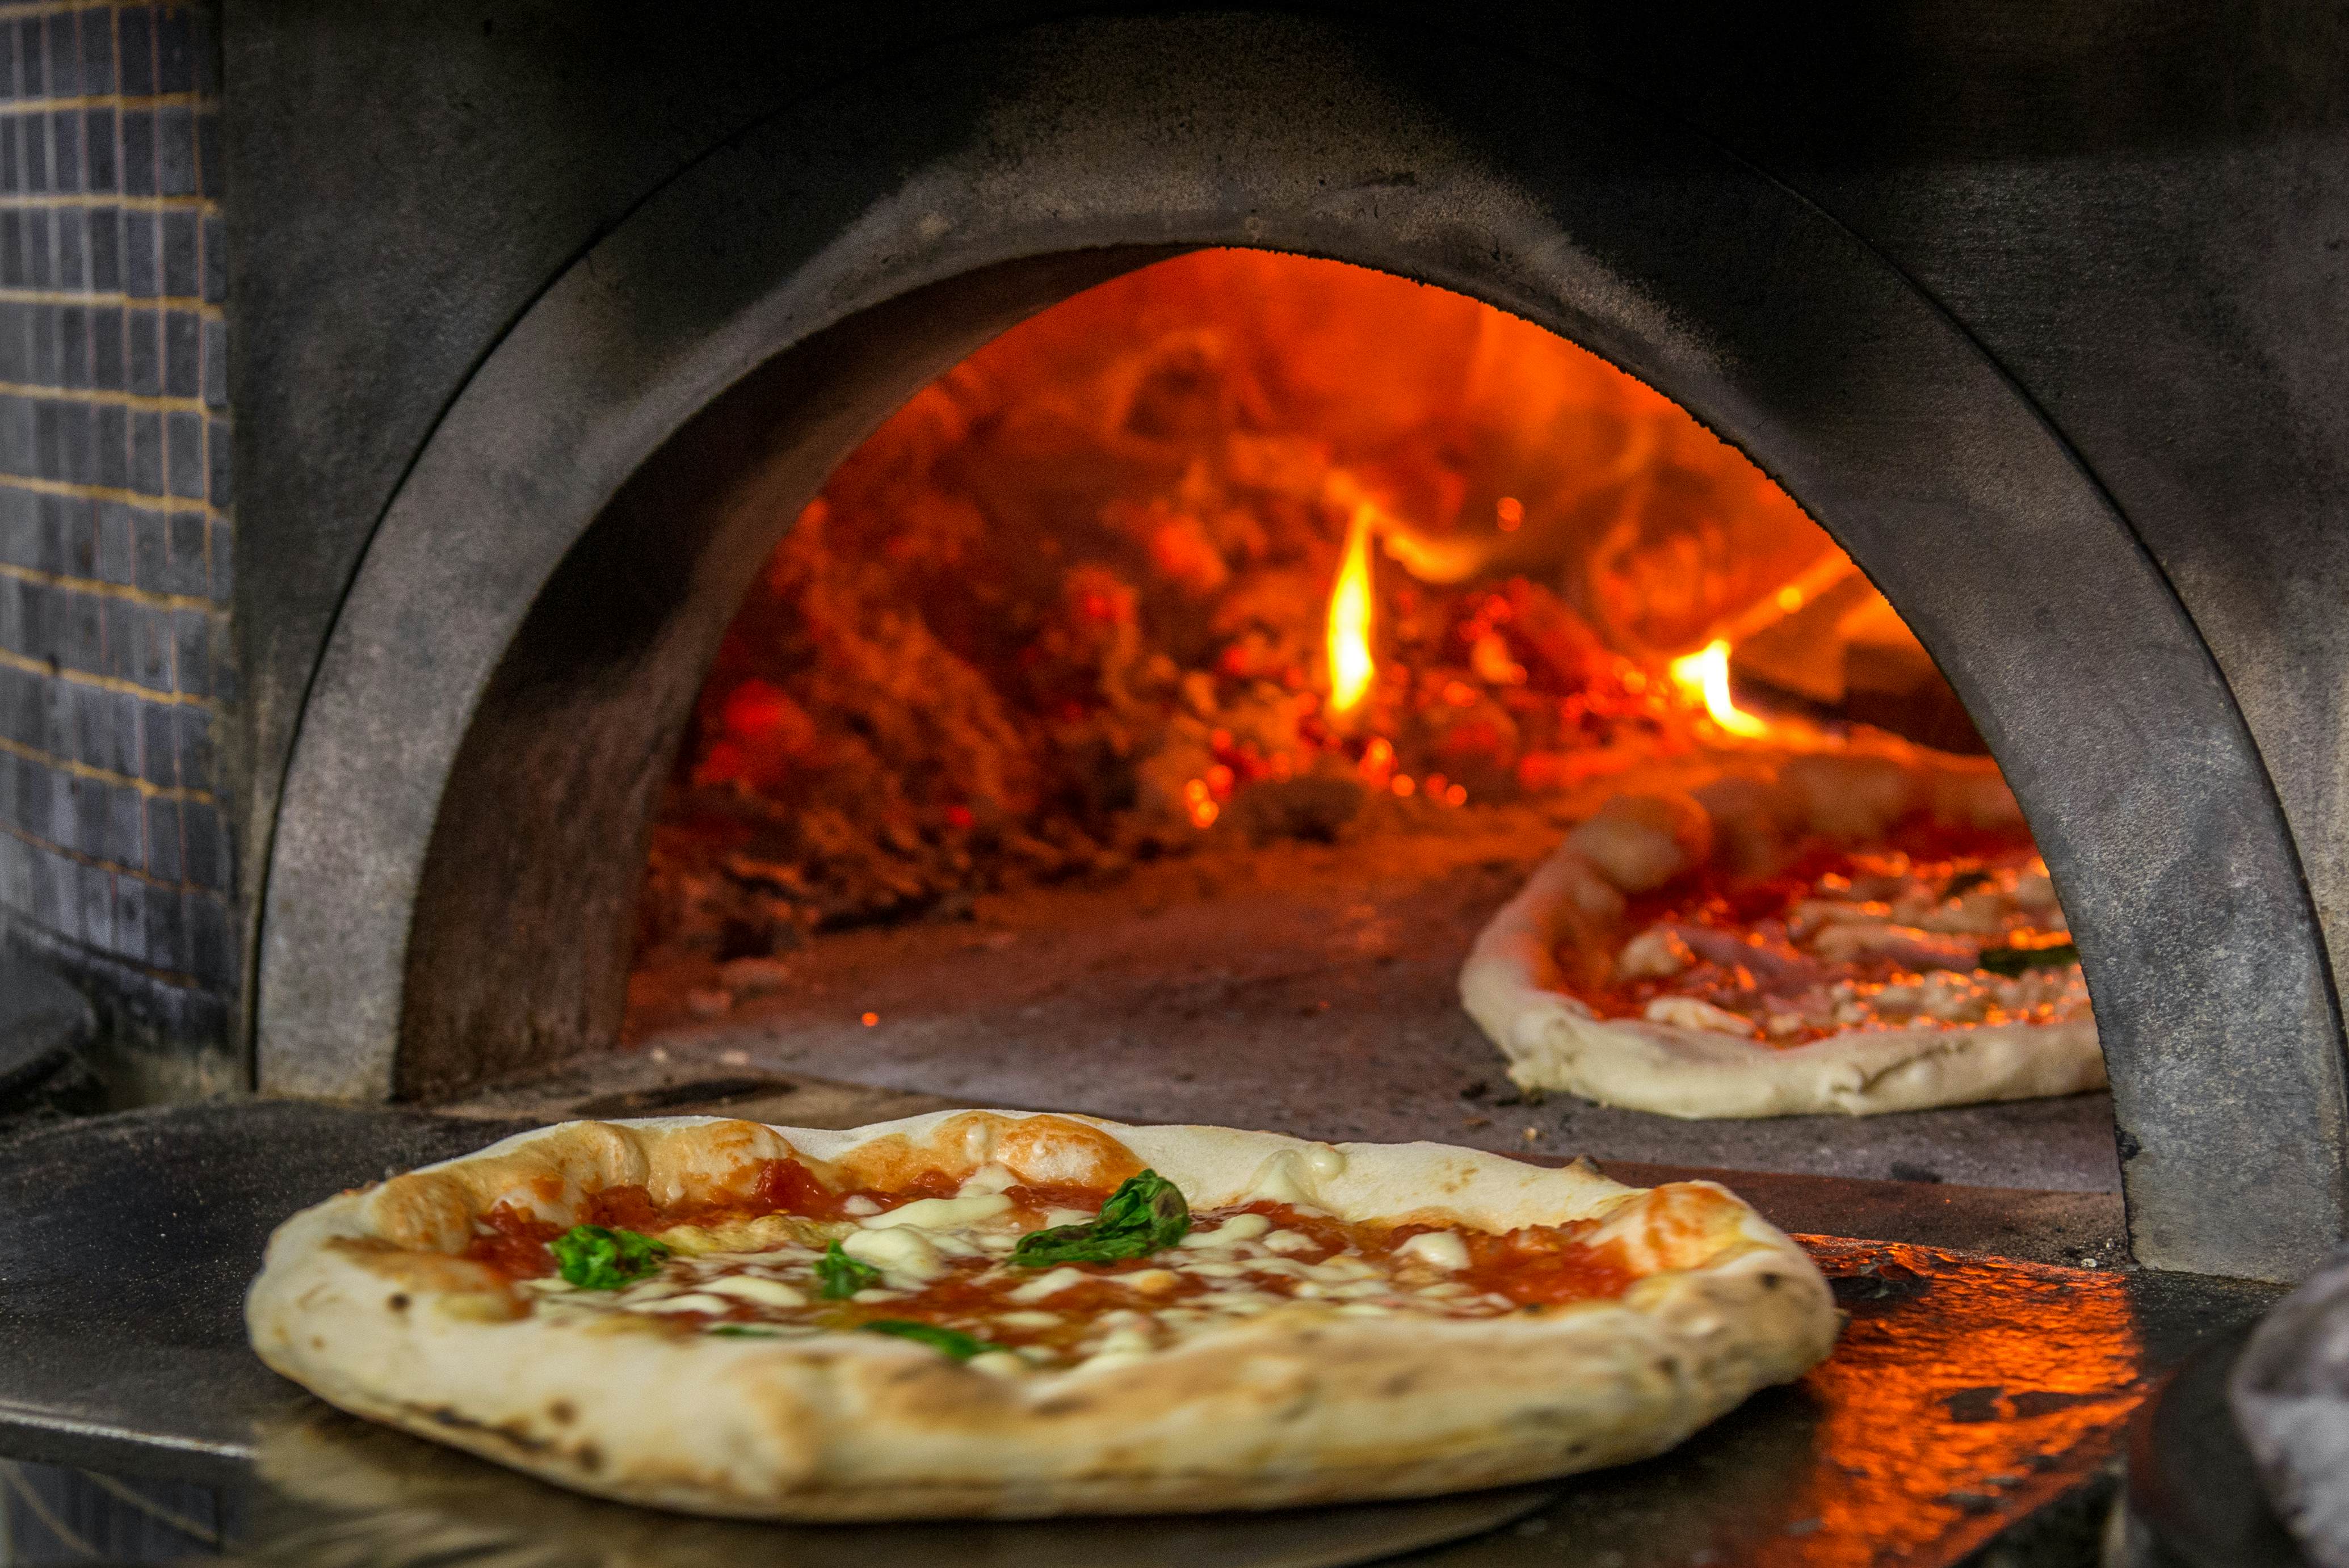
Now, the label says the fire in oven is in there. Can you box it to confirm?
[0,6,2343,1566]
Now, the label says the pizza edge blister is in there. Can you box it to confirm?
[1460,747,2107,1120]
[245,1109,1837,1520]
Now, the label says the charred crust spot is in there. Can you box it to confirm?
[1654,1356,1680,1376]
[576,1443,604,1473]
[387,1293,411,1311]
[547,1399,577,1425]
[309,1336,325,1350]
[419,1406,553,1455]
[1758,1274,1781,1290]
[1379,1372,1420,1396]
[1035,1397,1094,1416]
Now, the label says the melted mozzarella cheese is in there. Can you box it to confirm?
[1642,996,1761,1037]
[1180,1213,1273,1249]
[701,1273,808,1308]
[1616,926,1696,980]
[860,1194,1014,1232]
[1241,1146,1347,1208]
[994,1310,1064,1330]
[840,1225,947,1284]
[1007,1266,1088,1304]
[954,1162,1020,1197]
[525,1167,1626,1375]
[1394,1231,1470,1272]
[631,1292,733,1315]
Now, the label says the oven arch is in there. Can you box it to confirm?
[254,13,2343,1280]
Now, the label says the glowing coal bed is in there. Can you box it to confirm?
[605,251,2117,1197]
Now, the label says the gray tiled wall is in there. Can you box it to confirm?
[0,1,233,1074]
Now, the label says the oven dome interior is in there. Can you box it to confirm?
[619,250,2107,1193]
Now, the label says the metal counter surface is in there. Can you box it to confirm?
[0,1101,2279,1565]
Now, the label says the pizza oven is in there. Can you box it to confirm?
[226,5,2347,1288]
[0,3,2343,1562]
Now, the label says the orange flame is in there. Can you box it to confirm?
[1668,639,1771,738]
[1326,502,1377,718]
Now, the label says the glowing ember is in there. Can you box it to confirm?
[1668,640,1771,738]
[1326,502,1377,720]
[1182,777,1221,829]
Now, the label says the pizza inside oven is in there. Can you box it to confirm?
[1461,750,2107,1119]
[1602,825,2085,1048]
[247,1111,1835,1519]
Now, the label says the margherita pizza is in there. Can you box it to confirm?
[247,1111,1835,1519]
[1462,750,2104,1118]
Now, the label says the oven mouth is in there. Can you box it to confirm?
[635,248,1997,973]
[612,247,2091,1184]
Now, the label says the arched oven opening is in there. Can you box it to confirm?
[616,249,2103,1191]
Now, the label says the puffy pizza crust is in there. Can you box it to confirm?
[1460,751,2107,1118]
[246,1111,1835,1520]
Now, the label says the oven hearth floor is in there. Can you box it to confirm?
[602,814,2123,1196]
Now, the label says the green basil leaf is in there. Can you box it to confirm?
[859,1319,998,1360]
[817,1239,882,1300]
[1978,940,2078,978]
[1011,1169,1190,1268]
[549,1224,669,1290]
[709,1325,782,1339]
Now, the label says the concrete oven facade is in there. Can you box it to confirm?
[0,1,2345,1281]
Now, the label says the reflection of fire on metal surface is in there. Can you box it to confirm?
[1776,1240,2146,1566]
[633,250,1984,980]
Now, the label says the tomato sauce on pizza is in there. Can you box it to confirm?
[457,1159,1681,1371]
[1581,821,2087,1047]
